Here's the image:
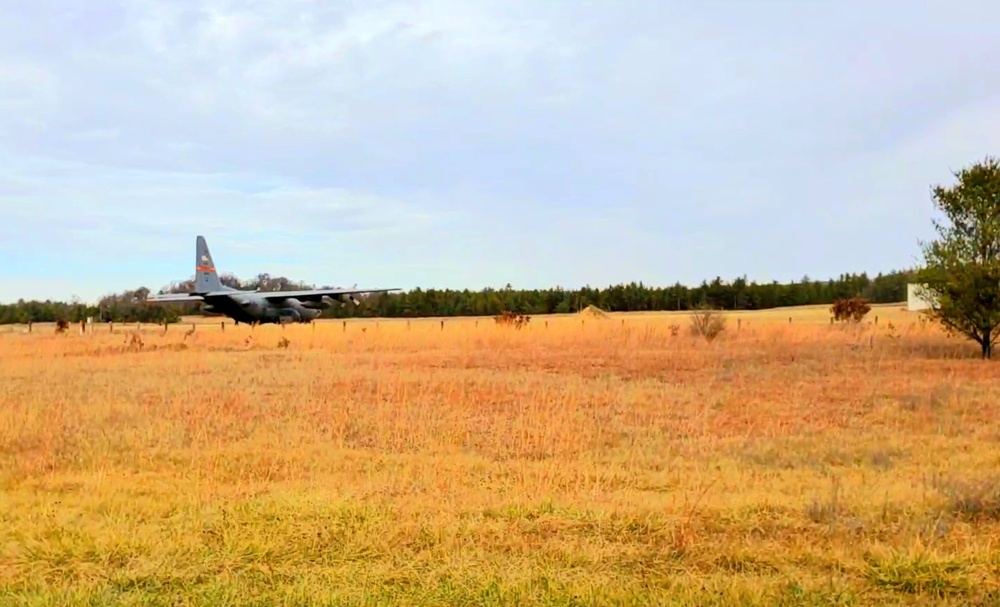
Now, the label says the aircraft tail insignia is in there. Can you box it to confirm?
[194,235,223,292]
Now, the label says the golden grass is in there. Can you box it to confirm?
[2,305,1000,606]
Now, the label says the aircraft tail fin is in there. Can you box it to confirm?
[194,235,223,292]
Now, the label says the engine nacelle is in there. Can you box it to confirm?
[277,308,301,323]
[276,298,321,322]
[282,297,305,309]
[298,295,356,309]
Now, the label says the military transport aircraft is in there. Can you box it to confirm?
[145,236,400,325]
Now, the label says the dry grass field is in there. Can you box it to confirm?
[2,303,1000,606]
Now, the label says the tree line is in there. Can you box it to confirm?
[0,269,915,326]
[5,155,1000,358]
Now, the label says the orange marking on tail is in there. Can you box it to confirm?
[196,265,216,272]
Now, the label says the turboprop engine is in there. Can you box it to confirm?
[273,294,361,318]
[301,294,361,308]
[299,299,326,310]
[335,293,362,306]
[276,308,301,323]
[278,298,321,322]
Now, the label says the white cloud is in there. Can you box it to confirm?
[0,58,58,130]
[0,152,449,248]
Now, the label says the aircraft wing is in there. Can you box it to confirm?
[258,287,400,303]
[145,293,205,303]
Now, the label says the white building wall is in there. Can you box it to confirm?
[907,283,937,311]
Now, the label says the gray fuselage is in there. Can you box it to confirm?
[198,287,327,325]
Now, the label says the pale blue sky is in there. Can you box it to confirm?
[2,0,999,303]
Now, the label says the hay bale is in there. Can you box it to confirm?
[579,305,609,319]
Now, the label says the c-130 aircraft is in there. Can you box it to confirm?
[145,236,400,325]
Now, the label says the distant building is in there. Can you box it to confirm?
[907,284,938,311]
